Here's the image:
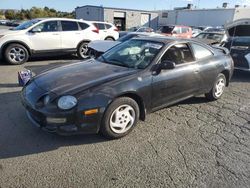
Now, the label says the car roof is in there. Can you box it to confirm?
[35,17,90,23]
[132,36,204,44]
[89,21,113,25]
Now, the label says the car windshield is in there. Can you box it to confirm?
[12,19,41,30]
[158,26,174,33]
[117,34,138,42]
[232,37,250,46]
[98,39,163,69]
[196,33,223,42]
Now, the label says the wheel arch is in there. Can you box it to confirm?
[1,40,31,56]
[115,92,146,121]
[76,40,91,49]
[221,70,230,86]
[105,36,115,41]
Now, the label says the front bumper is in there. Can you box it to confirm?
[22,95,103,136]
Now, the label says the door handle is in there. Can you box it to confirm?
[75,33,81,34]
[52,33,59,35]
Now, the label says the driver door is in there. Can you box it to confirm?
[28,21,61,51]
[151,43,201,110]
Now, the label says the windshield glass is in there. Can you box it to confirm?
[12,19,41,30]
[196,33,223,42]
[98,39,163,69]
[232,37,250,46]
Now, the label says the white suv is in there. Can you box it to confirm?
[91,21,119,41]
[0,18,100,65]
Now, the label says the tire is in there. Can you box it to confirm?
[77,42,89,59]
[100,97,140,139]
[4,43,29,65]
[205,73,226,101]
[105,37,115,41]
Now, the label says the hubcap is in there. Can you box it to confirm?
[80,44,89,58]
[8,47,26,62]
[214,78,225,97]
[110,104,136,134]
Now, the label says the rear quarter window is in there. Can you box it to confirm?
[79,22,89,30]
[94,23,105,30]
[191,43,213,60]
[105,24,112,29]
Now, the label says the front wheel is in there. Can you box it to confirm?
[4,43,29,65]
[205,73,226,101]
[77,42,89,59]
[100,97,140,139]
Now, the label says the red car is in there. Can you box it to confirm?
[158,25,192,38]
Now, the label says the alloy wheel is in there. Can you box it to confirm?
[109,104,136,134]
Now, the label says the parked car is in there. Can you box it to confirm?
[223,19,250,71]
[195,32,227,45]
[0,18,100,65]
[21,37,234,138]
[192,28,202,37]
[90,21,119,41]
[119,26,154,38]
[224,37,250,71]
[0,19,8,25]
[88,32,163,58]
[157,25,192,38]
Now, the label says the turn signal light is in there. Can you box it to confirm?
[84,109,99,115]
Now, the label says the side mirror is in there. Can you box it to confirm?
[172,31,177,34]
[30,27,42,33]
[160,60,176,70]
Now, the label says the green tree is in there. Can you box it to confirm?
[5,10,16,20]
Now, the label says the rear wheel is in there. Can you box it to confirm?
[77,42,89,59]
[205,73,226,100]
[4,43,29,65]
[100,97,140,139]
[105,37,114,41]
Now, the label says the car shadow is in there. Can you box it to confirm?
[0,90,108,159]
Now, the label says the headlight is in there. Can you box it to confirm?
[58,96,77,110]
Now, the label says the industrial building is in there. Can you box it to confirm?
[158,6,250,27]
[75,5,159,31]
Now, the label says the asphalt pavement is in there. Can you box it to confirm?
[0,28,250,187]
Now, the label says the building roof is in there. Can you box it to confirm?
[75,5,157,13]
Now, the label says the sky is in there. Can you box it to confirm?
[1,0,250,12]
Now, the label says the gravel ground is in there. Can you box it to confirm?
[0,54,250,187]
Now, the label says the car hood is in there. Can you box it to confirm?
[0,28,22,35]
[33,59,138,95]
[225,19,250,37]
[88,40,121,52]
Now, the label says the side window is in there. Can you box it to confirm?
[105,24,112,29]
[161,43,195,65]
[191,43,213,60]
[79,22,89,30]
[173,27,181,34]
[95,23,105,30]
[33,21,58,32]
[61,21,79,31]
[182,27,188,33]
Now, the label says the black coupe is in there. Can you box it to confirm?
[21,37,234,138]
